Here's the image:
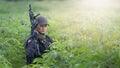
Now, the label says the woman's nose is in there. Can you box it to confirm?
[41,27,46,31]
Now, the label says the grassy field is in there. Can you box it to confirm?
[0,0,120,68]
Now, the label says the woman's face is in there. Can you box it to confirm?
[36,24,47,34]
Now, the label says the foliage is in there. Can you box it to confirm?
[0,0,120,68]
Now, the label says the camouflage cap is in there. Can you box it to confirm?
[36,16,48,25]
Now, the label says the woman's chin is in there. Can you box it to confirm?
[41,32,45,34]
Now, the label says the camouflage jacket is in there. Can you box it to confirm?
[25,31,53,64]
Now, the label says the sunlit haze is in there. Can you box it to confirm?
[75,0,119,9]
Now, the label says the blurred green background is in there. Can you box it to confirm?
[0,0,120,68]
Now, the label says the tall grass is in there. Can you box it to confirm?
[0,0,120,68]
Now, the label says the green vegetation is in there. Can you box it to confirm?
[0,0,120,68]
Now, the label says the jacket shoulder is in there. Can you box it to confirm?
[25,36,35,48]
[46,35,53,43]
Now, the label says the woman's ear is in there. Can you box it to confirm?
[36,25,39,31]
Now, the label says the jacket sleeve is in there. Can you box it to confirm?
[25,38,36,64]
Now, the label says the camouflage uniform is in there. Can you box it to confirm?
[25,16,53,64]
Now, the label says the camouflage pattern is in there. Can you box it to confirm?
[25,30,53,64]
[26,4,52,65]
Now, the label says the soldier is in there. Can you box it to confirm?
[25,16,53,65]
